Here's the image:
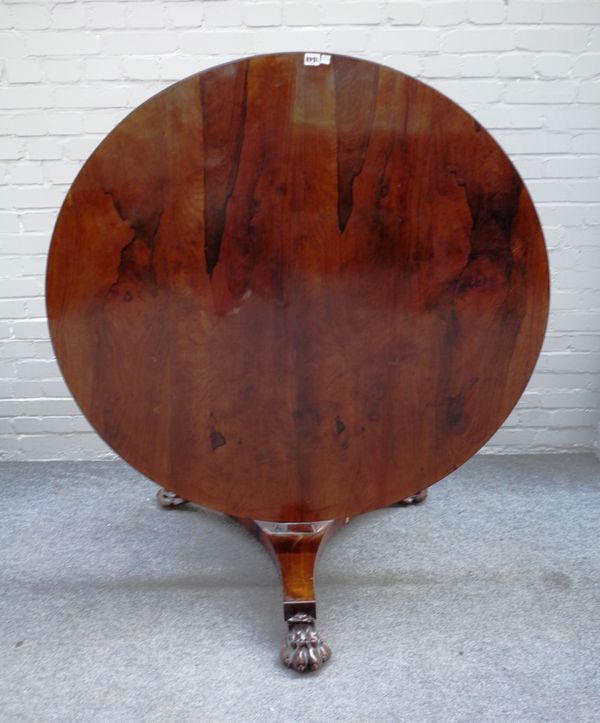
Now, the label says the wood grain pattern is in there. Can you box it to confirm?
[46,53,549,522]
[234,517,346,617]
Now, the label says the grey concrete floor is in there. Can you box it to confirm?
[0,455,599,723]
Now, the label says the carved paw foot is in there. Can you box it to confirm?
[281,613,331,673]
[156,488,189,509]
[394,489,428,506]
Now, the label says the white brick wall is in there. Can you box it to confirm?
[0,0,599,460]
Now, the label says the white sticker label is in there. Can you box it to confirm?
[304,53,321,66]
[304,52,332,67]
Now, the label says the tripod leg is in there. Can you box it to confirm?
[156,488,189,508]
[233,517,348,672]
[393,489,428,506]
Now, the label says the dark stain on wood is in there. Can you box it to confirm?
[201,61,249,277]
[210,430,226,450]
[333,56,379,233]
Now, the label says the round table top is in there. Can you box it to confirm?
[47,53,549,522]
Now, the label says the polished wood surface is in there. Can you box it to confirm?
[234,517,346,617]
[234,518,347,672]
[47,53,549,522]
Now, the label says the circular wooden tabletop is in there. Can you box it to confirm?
[47,53,549,522]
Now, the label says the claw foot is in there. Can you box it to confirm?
[156,488,188,508]
[394,489,428,506]
[281,613,331,673]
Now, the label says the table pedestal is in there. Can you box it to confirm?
[156,487,427,672]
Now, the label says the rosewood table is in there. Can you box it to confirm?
[46,53,549,673]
